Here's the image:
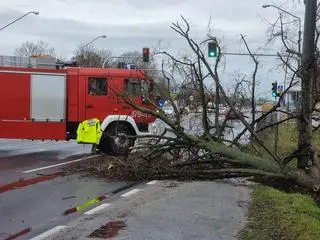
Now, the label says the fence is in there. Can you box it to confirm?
[0,55,57,69]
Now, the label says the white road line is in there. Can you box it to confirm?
[121,188,141,198]
[30,225,67,240]
[22,155,100,173]
[84,203,111,215]
[0,141,65,151]
[146,180,158,185]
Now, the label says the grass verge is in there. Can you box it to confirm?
[253,121,320,164]
[276,122,320,157]
[241,185,320,240]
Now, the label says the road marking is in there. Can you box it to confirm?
[64,195,106,215]
[0,172,63,194]
[84,203,111,215]
[121,188,141,197]
[0,141,69,151]
[30,226,67,240]
[146,180,158,185]
[22,155,100,173]
[4,227,31,240]
[63,184,137,216]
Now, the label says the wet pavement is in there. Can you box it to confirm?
[0,115,257,239]
[46,181,250,240]
[0,139,132,240]
[0,140,92,184]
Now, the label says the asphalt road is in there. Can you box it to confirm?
[0,114,261,240]
[46,181,250,240]
[0,139,131,240]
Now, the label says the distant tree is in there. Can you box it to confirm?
[108,50,157,69]
[108,50,172,99]
[14,40,55,57]
[74,45,112,68]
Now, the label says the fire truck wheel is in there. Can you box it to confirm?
[99,122,136,156]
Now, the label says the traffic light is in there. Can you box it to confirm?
[208,41,217,57]
[272,82,279,97]
[118,62,125,69]
[143,47,150,62]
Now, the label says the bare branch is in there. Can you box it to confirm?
[240,34,258,129]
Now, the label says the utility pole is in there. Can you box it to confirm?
[297,0,317,168]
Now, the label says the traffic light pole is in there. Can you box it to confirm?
[221,52,279,57]
[102,48,150,68]
[101,56,142,68]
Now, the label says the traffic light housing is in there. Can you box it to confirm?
[208,41,217,57]
[118,62,125,69]
[143,47,150,62]
[272,82,279,97]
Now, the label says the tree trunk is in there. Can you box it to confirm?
[297,0,317,168]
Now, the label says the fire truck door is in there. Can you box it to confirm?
[85,77,111,121]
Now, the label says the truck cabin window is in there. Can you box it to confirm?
[145,80,154,98]
[125,78,141,96]
[88,77,107,96]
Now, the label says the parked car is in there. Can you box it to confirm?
[162,102,175,115]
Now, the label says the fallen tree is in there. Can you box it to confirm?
[76,10,320,200]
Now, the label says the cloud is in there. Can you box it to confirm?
[0,0,304,96]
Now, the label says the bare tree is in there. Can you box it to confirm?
[74,44,112,68]
[240,34,259,127]
[109,50,161,78]
[109,50,176,101]
[264,2,319,169]
[64,12,320,198]
[14,40,55,57]
[98,16,320,198]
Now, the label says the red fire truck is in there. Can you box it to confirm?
[0,56,156,155]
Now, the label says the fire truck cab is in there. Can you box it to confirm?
[0,56,156,155]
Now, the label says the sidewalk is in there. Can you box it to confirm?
[43,181,251,240]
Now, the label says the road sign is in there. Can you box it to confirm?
[171,87,177,93]
[157,99,165,107]
[278,85,284,92]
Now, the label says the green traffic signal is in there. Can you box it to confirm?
[271,81,279,97]
[208,42,217,57]
[209,51,216,57]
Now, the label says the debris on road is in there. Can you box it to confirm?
[88,220,126,239]
[62,196,76,200]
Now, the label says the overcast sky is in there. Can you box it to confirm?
[0,0,305,98]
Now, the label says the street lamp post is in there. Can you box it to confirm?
[0,11,39,31]
[81,35,106,51]
[262,4,302,56]
[81,35,106,67]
